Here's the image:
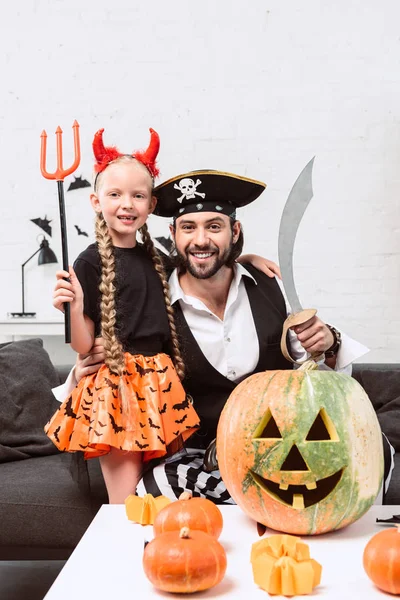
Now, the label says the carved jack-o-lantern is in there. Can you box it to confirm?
[216,370,383,535]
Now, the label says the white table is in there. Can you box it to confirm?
[44,504,398,599]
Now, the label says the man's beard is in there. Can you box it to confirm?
[174,240,235,279]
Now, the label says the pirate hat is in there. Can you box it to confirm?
[153,170,266,219]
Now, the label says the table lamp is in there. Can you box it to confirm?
[10,237,58,318]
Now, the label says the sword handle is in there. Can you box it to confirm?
[281,308,325,365]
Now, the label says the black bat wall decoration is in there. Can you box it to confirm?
[31,215,53,237]
[173,397,190,411]
[108,413,125,433]
[68,175,91,191]
[75,225,89,237]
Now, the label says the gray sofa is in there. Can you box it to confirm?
[0,339,399,564]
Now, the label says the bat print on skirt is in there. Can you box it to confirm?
[45,352,199,461]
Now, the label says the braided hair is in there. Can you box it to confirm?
[93,157,185,416]
[140,222,185,380]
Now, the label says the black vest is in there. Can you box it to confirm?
[174,265,292,448]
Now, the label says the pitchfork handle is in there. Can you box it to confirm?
[57,181,71,343]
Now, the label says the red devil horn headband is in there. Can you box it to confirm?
[93,128,160,178]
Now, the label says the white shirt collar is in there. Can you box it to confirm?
[168,263,257,306]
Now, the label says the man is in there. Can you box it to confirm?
[55,170,391,502]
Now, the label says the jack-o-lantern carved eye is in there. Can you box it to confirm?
[253,408,282,439]
[305,409,339,442]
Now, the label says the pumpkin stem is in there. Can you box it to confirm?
[180,527,191,539]
[298,359,319,372]
[179,492,192,501]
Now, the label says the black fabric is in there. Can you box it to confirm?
[175,264,292,449]
[0,338,61,463]
[352,368,400,451]
[153,170,266,218]
[73,243,170,354]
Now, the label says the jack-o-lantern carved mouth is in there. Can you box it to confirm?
[250,468,344,509]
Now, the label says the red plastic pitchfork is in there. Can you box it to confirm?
[40,120,81,343]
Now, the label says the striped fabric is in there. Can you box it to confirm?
[136,449,235,504]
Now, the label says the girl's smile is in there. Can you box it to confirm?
[91,160,156,248]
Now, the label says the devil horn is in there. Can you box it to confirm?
[93,129,107,162]
[139,128,160,165]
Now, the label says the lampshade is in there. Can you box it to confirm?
[38,238,58,265]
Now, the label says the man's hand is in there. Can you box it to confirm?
[75,337,105,382]
[291,317,335,355]
[237,254,282,279]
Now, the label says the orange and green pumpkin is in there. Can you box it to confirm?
[216,369,383,535]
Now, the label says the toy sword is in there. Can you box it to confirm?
[278,157,324,364]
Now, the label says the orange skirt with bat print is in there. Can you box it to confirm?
[45,352,200,461]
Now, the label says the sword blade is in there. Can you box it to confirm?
[278,157,315,314]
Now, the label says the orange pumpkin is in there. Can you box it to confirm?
[143,526,227,593]
[217,370,383,535]
[363,527,400,594]
[251,534,322,596]
[153,492,223,538]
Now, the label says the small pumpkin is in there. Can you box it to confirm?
[125,493,171,525]
[251,534,322,596]
[217,369,383,535]
[153,492,223,538]
[143,526,227,593]
[363,527,400,594]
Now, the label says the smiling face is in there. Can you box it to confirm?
[91,158,156,247]
[171,212,241,279]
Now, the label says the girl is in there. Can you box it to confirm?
[45,128,200,503]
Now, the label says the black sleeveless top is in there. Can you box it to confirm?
[174,264,292,448]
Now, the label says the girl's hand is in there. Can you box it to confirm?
[237,254,282,279]
[53,267,84,313]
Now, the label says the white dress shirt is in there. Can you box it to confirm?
[168,264,369,381]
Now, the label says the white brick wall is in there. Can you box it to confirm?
[0,0,398,362]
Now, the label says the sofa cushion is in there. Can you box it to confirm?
[352,367,400,451]
[0,453,93,552]
[0,338,61,462]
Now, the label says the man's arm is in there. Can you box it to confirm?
[52,338,105,402]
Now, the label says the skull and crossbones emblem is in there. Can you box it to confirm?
[174,178,206,203]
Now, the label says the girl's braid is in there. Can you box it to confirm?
[140,223,185,380]
[95,214,128,408]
